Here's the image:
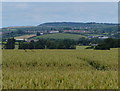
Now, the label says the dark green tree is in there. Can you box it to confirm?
[36,32,40,36]
[5,38,15,49]
[29,40,35,49]
[94,38,120,50]
[46,40,57,49]
[19,42,30,49]
[95,43,110,50]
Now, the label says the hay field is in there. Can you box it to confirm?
[14,35,36,40]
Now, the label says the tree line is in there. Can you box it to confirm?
[4,38,76,49]
[3,38,120,50]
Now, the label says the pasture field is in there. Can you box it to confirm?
[34,33,86,40]
[2,49,118,89]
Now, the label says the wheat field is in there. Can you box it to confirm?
[2,49,118,89]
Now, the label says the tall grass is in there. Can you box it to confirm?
[2,49,118,89]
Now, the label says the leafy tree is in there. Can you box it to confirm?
[94,38,120,50]
[77,37,90,45]
[5,38,15,49]
[29,40,35,49]
[46,40,57,49]
[57,42,65,49]
[36,39,46,49]
[95,43,110,50]
[36,32,40,36]
[19,42,30,49]
[63,39,76,49]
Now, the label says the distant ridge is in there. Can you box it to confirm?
[1,22,118,33]
[1,22,117,29]
[37,22,117,30]
[39,22,117,26]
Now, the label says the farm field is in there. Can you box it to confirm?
[14,34,37,40]
[33,33,86,40]
[2,48,118,89]
[76,46,90,49]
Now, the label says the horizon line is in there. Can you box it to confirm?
[1,21,118,28]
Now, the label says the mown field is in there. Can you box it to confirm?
[2,48,118,89]
[34,33,86,40]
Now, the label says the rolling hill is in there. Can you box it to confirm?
[1,22,118,39]
[33,33,86,40]
[2,22,118,32]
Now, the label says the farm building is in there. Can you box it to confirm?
[63,30,89,33]
[88,36,109,39]
[49,31,59,33]
[98,36,109,39]
[15,38,27,41]
[90,43,98,46]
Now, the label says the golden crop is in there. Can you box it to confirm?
[2,48,118,89]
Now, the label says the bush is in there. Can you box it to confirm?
[86,46,94,49]
[5,38,15,49]
[95,43,110,50]
[94,38,120,50]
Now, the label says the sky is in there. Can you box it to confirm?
[1,0,119,2]
[1,2,118,28]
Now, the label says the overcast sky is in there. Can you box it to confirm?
[2,2,118,27]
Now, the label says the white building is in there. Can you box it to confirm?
[49,31,59,33]
[40,33,44,35]
[98,36,109,39]
[15,38,27,41]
